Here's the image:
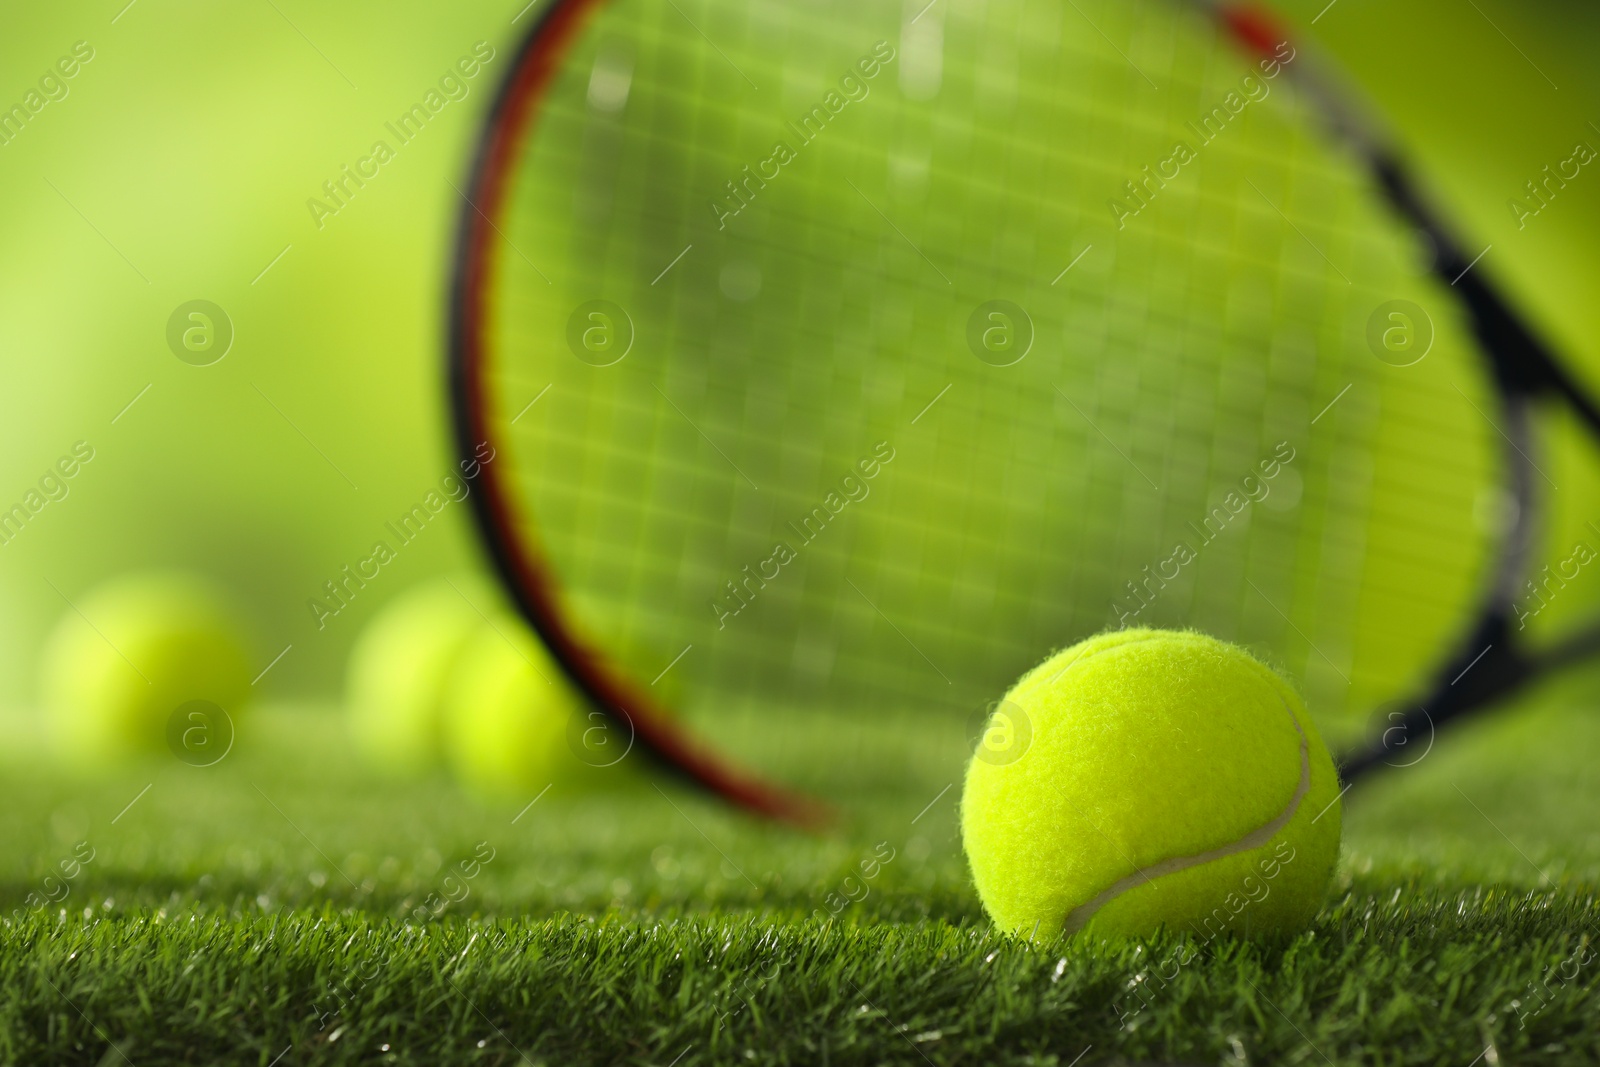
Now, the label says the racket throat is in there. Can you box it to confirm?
[1340,613,1529,784]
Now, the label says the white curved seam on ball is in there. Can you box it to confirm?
[1060,695,1312,935]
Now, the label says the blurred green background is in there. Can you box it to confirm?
[0,0,1597,710]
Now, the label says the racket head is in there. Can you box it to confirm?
[450,0,1497,817]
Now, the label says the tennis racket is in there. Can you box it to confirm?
[448,0,1595,824]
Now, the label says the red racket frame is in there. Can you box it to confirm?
[448,0,831,828]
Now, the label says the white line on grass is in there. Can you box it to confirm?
[252,244,292,285]
[1244,978,1338,1066]
[511,383,552,424]
[1051,245,1092,285]
[252,644,293,686]
[1451,645,1493,686]
[511,784,552,824]
[112,783,152,824]
[652,645,692,685]
[909,383,951,425]
[911,783,952,825]
[653,783,759,889]
[253,781,362,891]
[1309,383,1351,425]
[651,244,693,285]
[111,383,152,424]
[1452,781,1549,883]
[1452,244,1492,286]
[1311,783,1351,824]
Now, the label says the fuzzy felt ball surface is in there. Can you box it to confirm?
[961,629,1341,939]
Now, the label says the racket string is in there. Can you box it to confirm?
[477,0,1494,772]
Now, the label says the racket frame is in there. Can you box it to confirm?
[447,0,1600,816]
[448,0,830,826]
[1209,2,1600,781]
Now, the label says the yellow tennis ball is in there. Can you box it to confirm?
[344,576,488,778]
[41,571,251,769]
[441,615,593,799]
[961,628,1342,940]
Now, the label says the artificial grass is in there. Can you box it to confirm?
[9,887,1600,1066]
[2,684,1599,1065]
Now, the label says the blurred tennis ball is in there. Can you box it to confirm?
[442,615,604,800]
[41,571,251,769]
[961,629,1341,940]
[344,575,490,778]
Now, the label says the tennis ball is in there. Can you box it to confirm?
[41,571,251,769]
[345,575,489,777]
[442,614,593,799]
[961,629,1341,940]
